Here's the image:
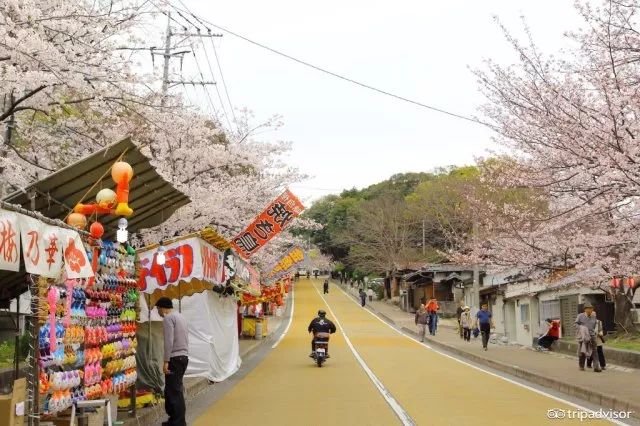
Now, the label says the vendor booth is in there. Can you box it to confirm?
[0,138,189,425]
[137,230,245,388]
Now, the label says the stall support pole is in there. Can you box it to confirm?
[14,295,20,382]
[28,190,40,426]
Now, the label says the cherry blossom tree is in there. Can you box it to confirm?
[1,0,314,276]
[468,0,640,332]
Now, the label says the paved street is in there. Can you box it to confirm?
[193,278,612,425]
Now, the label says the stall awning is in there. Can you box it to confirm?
[0,137,190,301]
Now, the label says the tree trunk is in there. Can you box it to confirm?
[613,289,637,335]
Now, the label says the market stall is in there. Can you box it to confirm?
[0,138,190,425]
[137,232,243,386]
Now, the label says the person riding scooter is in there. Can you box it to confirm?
[308,310,336,357]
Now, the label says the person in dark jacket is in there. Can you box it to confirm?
[156,297,189,426]
[308,310,337,357]
[323,279,329,294]
[456,301,465,339]
[359,289,367,307]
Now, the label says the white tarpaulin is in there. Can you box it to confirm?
[182,291,241,382]
[138,290,241,383]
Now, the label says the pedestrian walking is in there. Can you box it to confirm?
[366,287,374,302]
[575,302,601,372]
[425,298,439,335]
[359,289,367,307]
[156,297,189,426]
[456,301,464,339]
[415,304,429,342]
[323,279,329,294]
[460,306,472,342]
[475,302,494,350]
[586,310,606,370]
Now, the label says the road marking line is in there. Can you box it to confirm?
[312,283,415,426]
[333,283,627,426]
[272,283,295,349]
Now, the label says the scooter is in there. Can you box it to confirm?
[312,332,331,367]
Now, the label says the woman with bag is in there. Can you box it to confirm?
[459,306,472,342]
[587,310,606,370]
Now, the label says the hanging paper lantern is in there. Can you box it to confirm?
[96,188,117,208]
[67,213,87,229]
[627,277,636,289]
[111,161,134,183]
[89,222,104,239]
[611,278,620,288]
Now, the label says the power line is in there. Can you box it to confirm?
[167,2,491,128]
[199,33,235,132]
[208,35,238,130]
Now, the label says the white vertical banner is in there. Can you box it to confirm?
[0,209,21,272]
[18,214,64,278]
[61,229,94,279]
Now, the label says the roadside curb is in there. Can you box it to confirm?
[333,282,640,418]
[359,297,640,418]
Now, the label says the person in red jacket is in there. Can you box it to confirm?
[425,298,439,336]
[537,318,560,350]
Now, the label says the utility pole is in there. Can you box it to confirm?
[156,12,222,106]
[472,221,480,308]
[422,218,426,256]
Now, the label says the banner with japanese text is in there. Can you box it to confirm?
[232,189,305,258]
[0,209,21,272]
[61,229,94,279]
[0,209,93,278]
[268,247,305,278]
[18,214,64,278]
[138,237,225,295]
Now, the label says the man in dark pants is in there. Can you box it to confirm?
[576,302,601,372]
[157,297,190,426]
[308,310,337,357]
[323,279,329,294]
[475,302,494,351]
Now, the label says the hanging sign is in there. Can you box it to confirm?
[232,189,305,258]
[268,247,305,278]
[0,209,20,272]
[138,237,225,294]
[61,229,94,279]
[17,215,64,278]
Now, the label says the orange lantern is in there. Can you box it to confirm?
[89,222,104,239]
[67,213,87,229]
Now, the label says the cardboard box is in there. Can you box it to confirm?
[0,378,27,426]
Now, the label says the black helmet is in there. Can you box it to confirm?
[318,310,326,317]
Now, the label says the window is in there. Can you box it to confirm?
[520,304,530,324]
[540,300,560,320]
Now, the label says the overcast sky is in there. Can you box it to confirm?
[176,0,583,204]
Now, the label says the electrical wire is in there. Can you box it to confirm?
[209,36,238,130]
[167,1,491,128]
[188,39,219,118]
[199,33,235,132]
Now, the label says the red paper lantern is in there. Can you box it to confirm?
[90,222,104,239]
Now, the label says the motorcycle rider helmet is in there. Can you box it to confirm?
[318,310,326,317]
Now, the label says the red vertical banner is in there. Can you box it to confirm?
[232,189,305,258]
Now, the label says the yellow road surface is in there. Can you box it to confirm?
[195,279,610,425]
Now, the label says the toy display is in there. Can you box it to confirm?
[39,238,139,416]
